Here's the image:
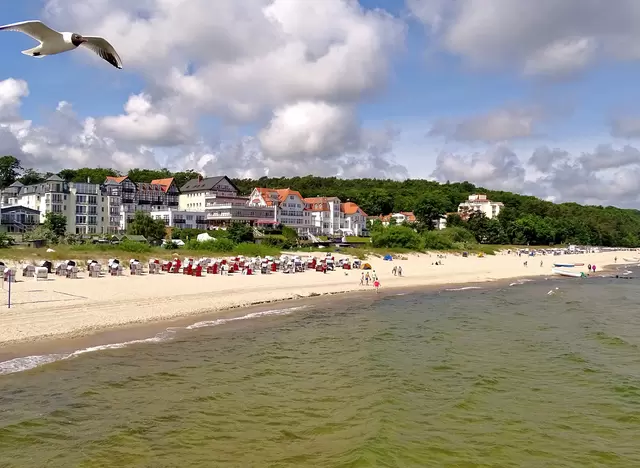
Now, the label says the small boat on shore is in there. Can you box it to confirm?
[552,268,587,278]
[553,263,575,268]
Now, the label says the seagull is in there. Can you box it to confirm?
[0,20,122,69]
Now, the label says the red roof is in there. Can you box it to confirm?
[150,178,175,192]
[106,176,127,183]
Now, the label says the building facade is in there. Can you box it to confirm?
[151,209,207,230]
[179,175,246,211]
[248,187,314,233]
[458,194,503,219]
[340,202,368,236]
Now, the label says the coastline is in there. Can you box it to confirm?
[0,251,631,350]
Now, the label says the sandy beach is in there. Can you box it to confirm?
[0,250,632,346]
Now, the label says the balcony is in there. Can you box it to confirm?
[174,218,186,224]
[122,198,134,204]
[138,200,151,205]
[168,201,179,207]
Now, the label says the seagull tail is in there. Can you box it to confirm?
[21,47,46,58]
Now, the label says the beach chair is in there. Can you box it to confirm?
[192,265,203,277]
[183,264,193,275]
[35,266,48,281]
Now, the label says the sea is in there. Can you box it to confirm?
[1,267,640,467]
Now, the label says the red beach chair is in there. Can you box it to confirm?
[193,265,203,277]
[183,264,193,275]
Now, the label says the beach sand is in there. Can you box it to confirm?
[0,250,631,345]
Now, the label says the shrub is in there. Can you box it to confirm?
[371,225,423,250]
[422,231,456,250]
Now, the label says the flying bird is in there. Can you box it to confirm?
[0,20,122,69]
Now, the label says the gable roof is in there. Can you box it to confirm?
[105,176,128,183]
[46,174,64,182]
[276,188,304,202]
[341,202,367,217]
[179,175,239,193]
[150,178,175,192]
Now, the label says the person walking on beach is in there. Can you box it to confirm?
[592,264,596,273]
[398,266,403,277]
[360,272,365,286]
[374,279,380,293]
[392,266,397,276]
[540,260,543,267]
[588,263,591,272]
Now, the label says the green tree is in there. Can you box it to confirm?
[227,222,254,244]
[127,211,167,243]
[445,213,464,228]
[18,168,46,185]
[43,212,67,238]
[414,192,450,230]
[127,168,172,183]
[0,155,22,189]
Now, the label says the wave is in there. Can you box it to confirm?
[510,279,535,286]
[445,286,482,292]
[0,306,306,376]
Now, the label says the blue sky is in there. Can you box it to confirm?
[1,0,640,206]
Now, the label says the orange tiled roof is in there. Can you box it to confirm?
[150,178,175,192]
[276,188,303,203]
[106,176,127,183]
[341,202,367,217]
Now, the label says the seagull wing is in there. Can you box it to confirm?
[0,20,61,43]
[81,36,123,69]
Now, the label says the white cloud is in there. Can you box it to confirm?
[431,143,640,207]
[408,0,640,77]
[0,0,408,179]
[0,78,29,122]
[429,106,544,142]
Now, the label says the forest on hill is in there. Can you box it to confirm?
[1,155,639,248]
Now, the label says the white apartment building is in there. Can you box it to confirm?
[179,175,246,211]
[458,194,504,219]
[304,196,340,235]
[1,175,108,234]
[151,209,207,230]
[340,202,368,236]
[248,187,313,234]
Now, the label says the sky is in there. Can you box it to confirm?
[1,1,640,208]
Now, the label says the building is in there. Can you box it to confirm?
[103,176,181,232]
[205,204,276,227]
[179,175,245,211]
[379,212,417,226]
[151,209,207,230]
[248,187,314,233]
[304,196,343,235]
[1,175,108,234]
[458,194,503,219]
[340,202,368,236]
[0,205,40,233]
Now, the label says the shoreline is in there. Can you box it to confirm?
[0,251,632,355]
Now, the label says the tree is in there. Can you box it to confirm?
[18,168,46,185]
[127,211,167,243]
[414,192,450,230]
[127,168,172,183]
[43,212,67,238]
[446,213,465,228]
[227,222,254,244]
[0,155,22,189]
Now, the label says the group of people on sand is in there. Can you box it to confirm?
[360,270,381,292]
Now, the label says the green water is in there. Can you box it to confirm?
[1,278,640,467]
